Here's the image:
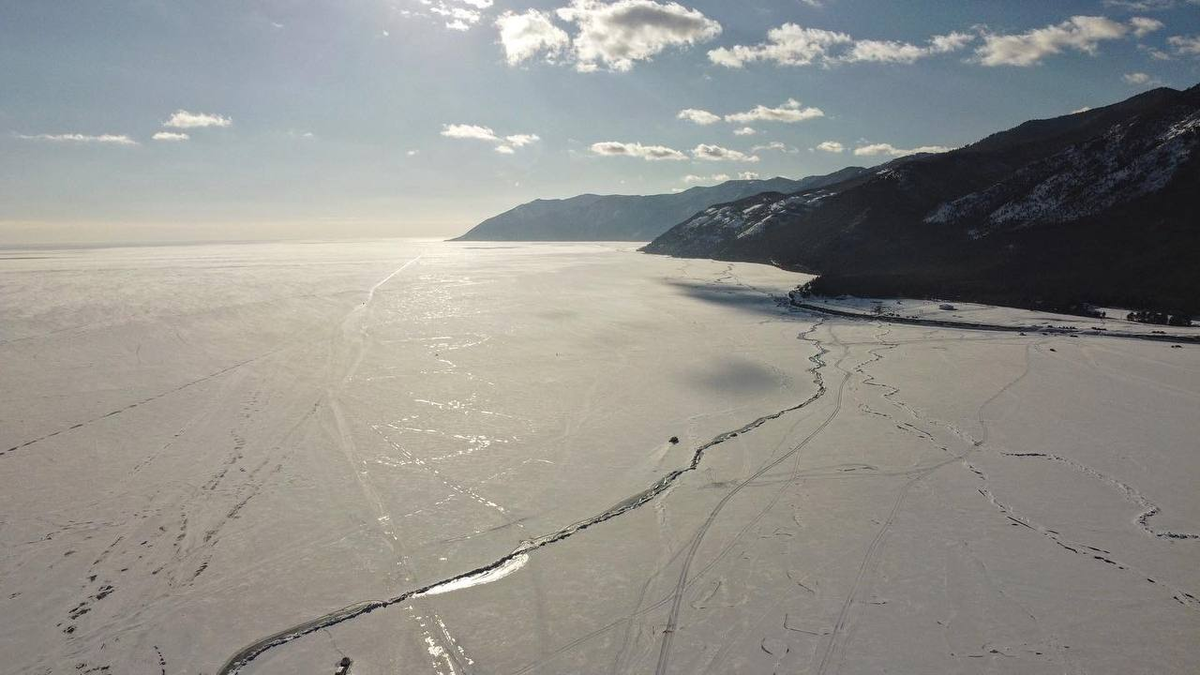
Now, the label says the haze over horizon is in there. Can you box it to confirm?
[3,0,1200,244]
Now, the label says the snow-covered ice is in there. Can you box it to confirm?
[1,240,1197,674]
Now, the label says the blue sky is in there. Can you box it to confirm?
[2,0,1199,243]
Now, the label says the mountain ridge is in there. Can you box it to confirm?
[452,168,866,242]
[643,84,1200,314]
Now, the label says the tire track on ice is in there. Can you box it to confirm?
[814,332,1031,675]
[654,320,836,675]
[216,318,834,675]
[2,349,282,458]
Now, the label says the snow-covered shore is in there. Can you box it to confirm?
[793,295,1200,343]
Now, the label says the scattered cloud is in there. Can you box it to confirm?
[683,173,730,183]
[1140,43,1174,59]
[677,108,721,125]
[505,133,540,147]
[496,9,570,65]
[1123,71,1163,85]
[163,110,232,129]
[750,141,799,153]
[441,123,540,153]
[708,24,850,67]
[501,0,721,71]
[1169,34,1200,55]
[738,171,760,179]
[691,144,759,162]
[814,140,843,153]
[853,142,952,157]
[1072,106,1093,114]
[843,31,974,63]
[1103,0,1198,10]
[975,16,1130,67]
[16,133,138,145]
[724,98,824,124]
[559,0,722,71]
[708,23,973,68]
[441,123,501,141]
[590,140,688,160]
[425,0,494,31]
[406,149,420,156]
[733,127,757,136]
[152,131,189,142]
[1130,17,1165,38]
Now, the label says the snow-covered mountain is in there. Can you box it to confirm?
[643,85,1200,314]
[452,169,865,241]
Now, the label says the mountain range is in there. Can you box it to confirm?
[643,85,1200,314]
[452,168,865,241]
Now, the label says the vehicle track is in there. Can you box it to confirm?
[654,320,841,675]
[216,317,835,675]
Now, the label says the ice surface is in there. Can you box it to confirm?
[1,240,1197,674]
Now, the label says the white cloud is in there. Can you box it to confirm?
[682,173,732,183]
[1123,71,1163,86]
[152,131,189,142]
[814,140,843,153]
[441,123,500,142]
[406,149,420,156]
[496,9,570,65]
[1169,34,1200,55]
[1140,44,1174,59]
[441,124,540,152]
[853,142,952,157]
[733,126,757,136]
[426,0,494,31]
[928,31,976,53]
[506,133,540,147]
[509,0,721,71]
[590,140,687,160]
[691,144,759,162]
[16,133,138,145]
[975,16,1128,67]
[677,108,721,125]
[497,0,723,71]
[737,171,760,179]
[163,110,232,129]
[750,141,799,153]
[708,24,973,68]
[1072,106,1092,114]
[1103,0,1197,10]
[724,98,824,123]
[558,0,722,71]
[1130,17,1165,37]
[843,32,974,63]
[708,24,850,67]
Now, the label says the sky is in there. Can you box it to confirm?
[2,0,1199,244]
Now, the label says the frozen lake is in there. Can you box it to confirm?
[1,240,1197,674]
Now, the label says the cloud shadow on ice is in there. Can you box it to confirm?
[663,279,782,316]
[681,356,782,395]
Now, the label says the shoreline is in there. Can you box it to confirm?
[789,295,1200,345]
